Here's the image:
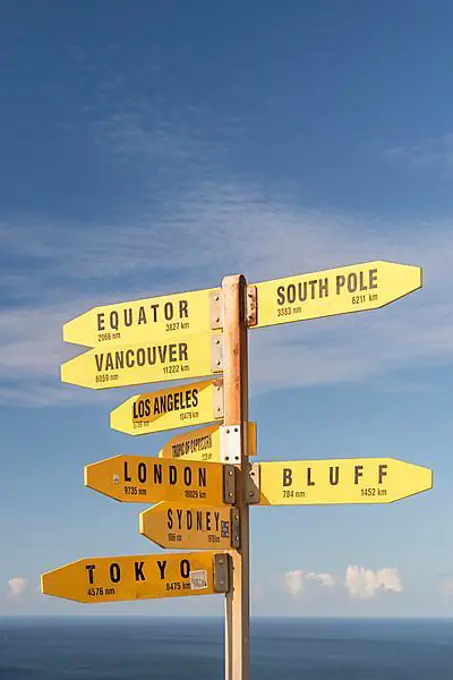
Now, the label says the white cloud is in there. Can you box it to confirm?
[284,569,335,597]
[284,570,304,596]
[345,565,402,599]
[2,179,453,406]
[7,577,27,599]
[310,572,335,587]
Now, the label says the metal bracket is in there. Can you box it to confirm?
[247,421,257,457]
[209,290,223,330]
[210,333,224,373]
[213,553,231,593]
[222,464,236,504]
[246,285,258,327]
[220,424,242,463]
[246,462,260,504]
[230,507,240,549]
[213,379,224,420]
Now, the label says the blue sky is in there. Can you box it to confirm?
[2,0,453,617]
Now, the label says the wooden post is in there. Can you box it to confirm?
[222,274,250,680]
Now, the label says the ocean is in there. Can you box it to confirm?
[1,617,453,679]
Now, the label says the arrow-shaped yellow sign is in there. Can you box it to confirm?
[61,332,222,390]
[63,287,219,348]
[41,552,230,603]
[158,422,257,463]
[110,378,223,436]
[251,261,422,329]
[256,458,432,505]
[84,455,234,506]
[139,502,235,550]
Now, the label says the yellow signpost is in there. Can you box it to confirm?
[46,260,429,680]
[158,421,257,462]
[250,261,422,329]
[256,458,433,506]
[84,455,234,506]
[61,332,222,390]
[63,287,219,347]
[41,551,230,603]
[110,378,224,436]
[139,502,236,550]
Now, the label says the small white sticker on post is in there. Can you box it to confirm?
[190,569,208,590]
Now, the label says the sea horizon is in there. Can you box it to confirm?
[2,613,453,620]
[2,615,453,679]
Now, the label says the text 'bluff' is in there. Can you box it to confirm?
[283,464,389,487]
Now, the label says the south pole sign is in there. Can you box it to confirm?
[251,261,422,328]
[43,259,430,680]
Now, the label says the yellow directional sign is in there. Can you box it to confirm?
[139,502,235,550]
[110,378,223,436]
[251,261,422,329]
[158,422,257,462]
[61,332,222,390]
[41,551,229,603]
[63,287,219,347]
[84,455,233,506]
[257,458,432,505]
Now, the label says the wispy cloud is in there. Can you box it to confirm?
[7,577,27,599]
[2,148,453,406]
[345,565,402,599]
[383,133,453,171]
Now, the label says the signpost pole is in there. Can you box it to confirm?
[222,274,250,680]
